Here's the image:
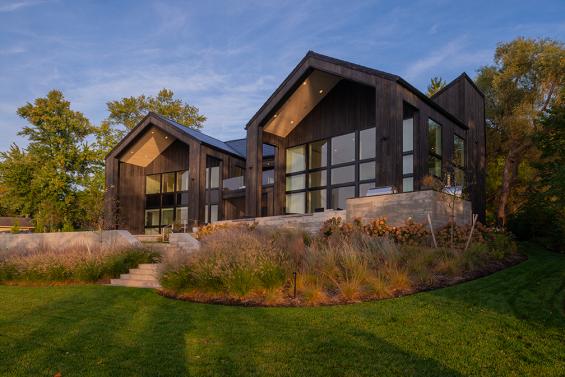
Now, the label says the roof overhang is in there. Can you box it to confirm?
[119,126,175,167]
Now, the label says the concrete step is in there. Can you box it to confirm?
[119,273,158,281]
[110,278,161,289]
[126,268,159,277]
[137,263,161,271]
[135,234,163,243]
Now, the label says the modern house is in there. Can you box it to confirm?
[104,51,485,235]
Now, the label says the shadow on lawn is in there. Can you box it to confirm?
[427,246,565,329]
[0,286,193,377]
[182,305,463,377]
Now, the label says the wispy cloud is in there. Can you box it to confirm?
[0,0,47,12]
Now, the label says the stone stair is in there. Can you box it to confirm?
[110,263,162,289]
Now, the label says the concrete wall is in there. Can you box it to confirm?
[0,230,141,253]
[214,209,346,233]
[346,190,472,228]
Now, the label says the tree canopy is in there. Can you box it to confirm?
[426,76,446,97]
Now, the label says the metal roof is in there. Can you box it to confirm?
[224,138,275,158]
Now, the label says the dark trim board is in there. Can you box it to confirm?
[105,51,486,233]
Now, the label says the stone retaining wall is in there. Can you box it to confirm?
[346,190,472,228]
[0,230,141,252]
[213,209,346,233]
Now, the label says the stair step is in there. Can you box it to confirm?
[127,268,159,276]
[120,273,159,281]
[110,279,161,289]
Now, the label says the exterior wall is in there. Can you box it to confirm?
[0,230,141,253]
[346,190,472,228]
[214,209,346,233]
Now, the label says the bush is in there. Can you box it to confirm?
[0,246,159,283]
[160,217,520,306]
[508,201,565,252]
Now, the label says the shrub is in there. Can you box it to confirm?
[0,246,159,283]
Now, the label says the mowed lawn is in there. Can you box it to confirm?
[0,244,564,377]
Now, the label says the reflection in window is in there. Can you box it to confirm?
[402,177,414,192]
[331,165,355,185]
[359,128,376,159]
[175,207,188,226]
[331,186,355,210]
[403,105,416,193]
[402,155,413,175]
[309,140,327,169]
[359,161,375,181]
[308,189,326,213]
[428,119,442,156]
[428,155,442,177]
[359,182,375,197]
[262,169,274,185]
[145,209,160,227]
[210,205,218,223]
[286,192,305,214]
[403,118,413,153]
[161,208,174,226]
[286,145,306,173]
[331,132,356,164]
[309,170,326,188]
[286,174,305,191]
[162,173,175,193]
[145,175,160,194]
[176,170,189,191]
[453,135,465,167]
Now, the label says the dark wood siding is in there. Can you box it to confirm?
[118,162,144,234]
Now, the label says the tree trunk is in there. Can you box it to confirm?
[497,143,530,226]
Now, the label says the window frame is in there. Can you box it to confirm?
[427,118,443,178]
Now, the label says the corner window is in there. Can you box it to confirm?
[402,105,416,192]
[286,145,306,173]
[453,134,465,186]
[309,140,327,169]
[359,128,376,159]
[428,119,442,177]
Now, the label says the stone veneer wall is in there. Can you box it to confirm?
[346,190,472,228]
[213,209,346,233]
[0,230,141,252]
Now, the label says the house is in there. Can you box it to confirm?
[104,51,485,235]
[0,217,34,233]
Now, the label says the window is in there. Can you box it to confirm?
[144,170,191,233]
[359,128,376,159]
[286,174,306,191]
[286,145,306,173]
[402,105,416,192]
[428,119,442,178]
[453,135,465,187]
[145,175,160,194]
[284,127,377,214]
[309,170,326,188]
[359,182,375,197]
[331,132,356,164]
[176,170,189,191]
[309,140,327,169]
[308,189,326,213]
[262,168,274,185]
[331,165,355,185]
[331,186,355,210]
[204,157,221,223]
[359,161,375,181]
[162,173,175,193]
[286,192,305,214]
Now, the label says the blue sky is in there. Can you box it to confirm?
[1,0,564,151]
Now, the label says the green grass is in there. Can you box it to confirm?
[0,244,563,377]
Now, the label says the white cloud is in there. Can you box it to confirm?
[0,0,47,12]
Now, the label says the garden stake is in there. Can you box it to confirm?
[427,213,438,248]
[293,272,297,298]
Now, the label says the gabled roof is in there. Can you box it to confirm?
[246,50,469,130]
[151,113,244,157]
[224,138,275,158]
[106,112,246,160]
[431,72,485,100]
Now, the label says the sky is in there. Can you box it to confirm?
[0,0,564,151]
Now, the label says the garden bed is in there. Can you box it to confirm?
[159,217,523,306]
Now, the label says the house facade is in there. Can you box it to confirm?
[104,51,485,235]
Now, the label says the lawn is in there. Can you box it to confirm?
[0,244,563,377]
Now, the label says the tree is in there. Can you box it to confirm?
[426,77,446,97]
[0,90,100,231]
[475,37,564,225]
[106,88,206,133]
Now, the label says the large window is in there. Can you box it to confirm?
[453,134,465,186]
[402,105,416,192]
[284,127,377,213]
[428,119,442,178]
[144,170,189,234]
[204,157,221,223]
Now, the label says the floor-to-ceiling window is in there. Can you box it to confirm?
[428,119,442,178]
[453,134,465,187]
[204,156,221,223]
[284,127,377,213]
[144,170,189,234]
[402,104,416,192]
